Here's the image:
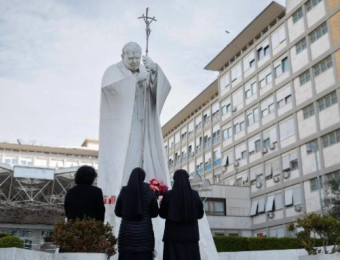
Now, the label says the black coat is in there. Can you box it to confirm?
[159,190,204,242]
[64,184,105,222]
[115,183,159,253]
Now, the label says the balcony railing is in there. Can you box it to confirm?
[213,136,220,144]
[204,141,211,150]
[181,156,187,163]
[213,158,221,166]
[204,163,212,171]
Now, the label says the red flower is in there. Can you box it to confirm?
[149,178,168,196]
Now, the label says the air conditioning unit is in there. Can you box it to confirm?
[256,182,262,189]
[232,107,237,112]
[273,175,280,183]
[270,143,275,150]
[234,161,239,167]
[267,212,275,219]
[262,147,268,154]
[283,171,291,179]
[294,204,302,212]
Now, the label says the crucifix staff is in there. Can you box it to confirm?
[138,7,157,57]
[138,8,157,168]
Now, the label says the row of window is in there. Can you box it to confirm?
[0,156,96,168]
[292,0,323,24]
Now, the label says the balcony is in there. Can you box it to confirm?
[204,163,212,171]
[213,136,221,144]
[181,156,187,163]
[214,158,221,166]
[204,141,211,150]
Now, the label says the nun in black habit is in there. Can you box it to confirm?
[115,168,159,260]
[159,169,204,260]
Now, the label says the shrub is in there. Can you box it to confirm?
[248,237,299,251]
[214,236,248,252]
[0,236,24,248]
[52,219,117,259]
[213,236,311,252]
[0,233,8,239]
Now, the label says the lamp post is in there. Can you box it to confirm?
[306,142,324,216]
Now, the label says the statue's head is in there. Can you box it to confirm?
[121,42,142,72]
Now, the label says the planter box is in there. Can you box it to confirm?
[299,255,340,260]
[54,253,108,260]
[0,248,53,260]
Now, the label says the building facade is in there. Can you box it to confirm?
[0,140,98,250]
[162,0,340,237]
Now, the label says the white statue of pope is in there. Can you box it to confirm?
[98,42,219,260]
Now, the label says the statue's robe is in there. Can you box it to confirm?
[98,61,219,260]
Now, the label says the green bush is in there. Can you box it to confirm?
[213,236,318,252]
[0,233,8,239]
[52,219,117,258]
[0,236,24,248]
[248,237,299,251]
[214,236,248,252]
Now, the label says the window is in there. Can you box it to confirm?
[309,22,328,44]
[259,66,272,89]
[247,107,259,126]
[221,103,231,115]
[314,56,333,76]
[299,70,311,86]
[257,40,270,61]
[261,96,275,118]
[292,7,303,23]
[271,26,286,49]
[296,38,307,54]
[318,91,337,111]
[220,73,230,89]
[222,127,233,140]
[285,187,302,206]
[326,171,340,182]
[306,140,319,154]
[279,118,295,140]
[245,80,257,99]
[203,198,226,216]
[255,140,261,153]
[322,129,340,148]
[303,104,315,119]
[310,177,323,192]
[244,52,255,72]
[263,138,270,149]
[274,57,289,78]
[277,85,292,109]
[306,0,322,12]
[241,151,247,160]
[231,63,242,82]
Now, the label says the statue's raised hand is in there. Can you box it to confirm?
[142,56,156,73]
[137,70,150,84]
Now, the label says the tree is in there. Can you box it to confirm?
[324,179,340,219]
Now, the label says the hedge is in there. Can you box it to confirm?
[213,236,324,252]
[0,236,24,248]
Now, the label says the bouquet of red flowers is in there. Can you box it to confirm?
[149,178,168,196]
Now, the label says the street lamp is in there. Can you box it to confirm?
[306,142,324,216]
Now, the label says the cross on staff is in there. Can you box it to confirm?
[138,8,157,169]
[138,8,157,57]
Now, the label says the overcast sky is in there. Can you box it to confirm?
[0,0,285,147]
